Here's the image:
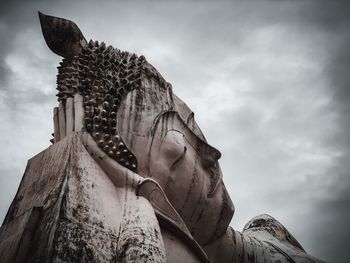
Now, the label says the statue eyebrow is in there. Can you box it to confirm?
[151,110,221,163]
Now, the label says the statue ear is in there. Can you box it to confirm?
[38,11,87,59]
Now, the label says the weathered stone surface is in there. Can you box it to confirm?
[0,12,326,263]
[1,134,166,262]
[0,207,42,263]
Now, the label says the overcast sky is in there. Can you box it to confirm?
[0,0,349,262]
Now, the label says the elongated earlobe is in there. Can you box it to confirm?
[38,11,87,59]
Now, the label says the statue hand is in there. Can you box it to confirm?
[51,94,144,189]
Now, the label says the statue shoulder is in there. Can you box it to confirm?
[243,214,326,263]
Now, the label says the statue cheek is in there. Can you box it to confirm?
[159,130,187,168]
[148,130,187,187]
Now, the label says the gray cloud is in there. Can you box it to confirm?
[0,1,349,262]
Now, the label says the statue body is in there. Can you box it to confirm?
[0,13,325,263]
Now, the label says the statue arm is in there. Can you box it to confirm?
[203,226,289,263]
[50,98,167,262]
[204,219,326,263]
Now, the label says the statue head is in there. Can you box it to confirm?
[39,12,234,245]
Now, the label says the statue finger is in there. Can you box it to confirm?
[53,107,60,143]
[58,101,66,139]
[65,97,74,135]
[73,93,84,132]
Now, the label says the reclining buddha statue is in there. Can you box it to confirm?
[0,12,325,263]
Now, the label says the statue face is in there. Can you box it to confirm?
[40,12,234,245]
[146,110,234,245]
[113,86,234,245]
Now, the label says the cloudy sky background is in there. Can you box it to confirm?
[0,0,349,262]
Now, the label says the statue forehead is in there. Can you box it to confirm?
[172,93,206,142]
